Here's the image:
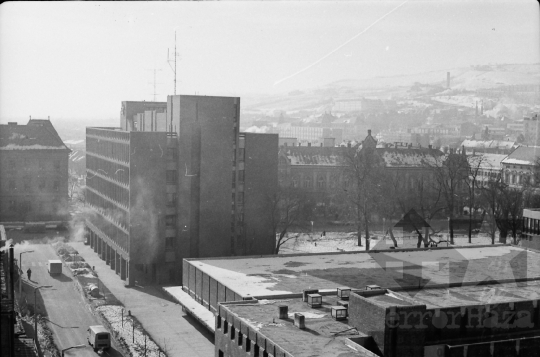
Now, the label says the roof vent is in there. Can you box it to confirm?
[307,293,322,308]
[337,287,351,300]
[278,305,288,319]
[294,313,305,329]
[303,289,319,302]
[366,285,382,291]
[331,306,348,321]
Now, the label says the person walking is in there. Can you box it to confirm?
[27,268,32,281]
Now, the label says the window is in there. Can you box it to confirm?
[165,215,176,227]
[237,192,244,203]
[254,345,260,357]
[165,237,174,248]
[53,181,59,191]
[166,170,177,184]
[317,176,325,189]
[223,321,228,334]
[246,338,251,352]
[303,176,311,188]
[219,350,224,357]
[167,148,177,161]
[232,172,236,188]
[217,316,222,329]
[167,193,177,207]
[238,170,244,183]
[231,327,235,340]
[239,148,245,161]
[292,176,299,188]
[238,333,243,346]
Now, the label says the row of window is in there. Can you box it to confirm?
[86,190,129,229]
[5,179,60,192]
[5,158,61,171]
[86,174,129,207]
[523,217,540,235]
[86,156,130,185]
[218,318,270,357]
[87,137,130,163]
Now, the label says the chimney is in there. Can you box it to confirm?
[294,313,305,329]
[278,305,288,319]
[368,129,372,136]
[462,145,466,156]
[347,142,351,148]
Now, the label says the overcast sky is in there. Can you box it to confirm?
[0,0,538,122]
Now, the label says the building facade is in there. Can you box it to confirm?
[0,119,70,222]
[522,208,540,250]
[86,95,278,285]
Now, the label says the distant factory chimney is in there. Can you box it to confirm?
[447,72,450,89]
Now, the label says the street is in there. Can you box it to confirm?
[16,242,123,357]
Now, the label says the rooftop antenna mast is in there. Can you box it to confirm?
[167,31,180,95]
[146,67,162,101]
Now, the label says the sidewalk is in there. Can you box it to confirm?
[71,242,215,357]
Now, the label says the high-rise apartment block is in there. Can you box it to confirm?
[86,95,278,285]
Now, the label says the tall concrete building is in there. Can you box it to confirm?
[0,119,70,222]
[86,95,278,285]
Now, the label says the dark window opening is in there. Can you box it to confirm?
[217,316,222,329]
[254,345,260,357]
[238,333,243,346]
[165,215,176,227]
[231,327,235,340]
[246,338,251,352]
[166,170,177,184]
[223,321,228,334]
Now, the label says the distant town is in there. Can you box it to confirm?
[2,62,540,357]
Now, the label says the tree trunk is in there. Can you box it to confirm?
[388,227,398,248]
[356,206,362,246]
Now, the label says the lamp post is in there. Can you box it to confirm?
[19,250,34,297]
[33,285,52,344]
[61,344,85,356]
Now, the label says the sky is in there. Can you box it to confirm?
[0,0,538,122]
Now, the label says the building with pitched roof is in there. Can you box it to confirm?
[0,119,70,222]
[501,146,540,187]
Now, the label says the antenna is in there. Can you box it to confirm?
[167,31,180,95]
[146,68,162,101]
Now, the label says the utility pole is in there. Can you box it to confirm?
[167,31,180,95]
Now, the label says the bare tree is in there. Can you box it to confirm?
[341,144,386,250]
[424,149,469,244]
[269,186,307,254]
[68,170,80,199]
[465,154,488,242]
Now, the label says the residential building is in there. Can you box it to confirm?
[460,139,517,155]
[177,245,540,357]
[86,95,278,285]
[523,114,540,146]
[0,119,70,222]
[501,146,539,187]
[522,208,540,250]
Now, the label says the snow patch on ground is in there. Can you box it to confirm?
[96,305,163,357]
[287,311,326,319]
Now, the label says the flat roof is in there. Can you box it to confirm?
[188,246,540,298]
[368,280,540,309]
[222,296,369,357]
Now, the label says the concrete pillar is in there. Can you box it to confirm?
[115,252,120,275]
[106,244,111,266]
[110,249,115,270]
[120,256,126,280]
[127,260,135,287]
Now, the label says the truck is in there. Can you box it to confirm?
[48,260,62,275]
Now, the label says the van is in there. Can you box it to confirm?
[87,325,110,351]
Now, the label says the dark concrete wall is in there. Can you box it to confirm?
[242,133,278,255]
[129,131,168,284]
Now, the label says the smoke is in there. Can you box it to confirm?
[129,177,160,263]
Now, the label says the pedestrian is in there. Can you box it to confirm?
[27,268,32,281]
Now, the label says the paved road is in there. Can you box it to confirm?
[71,242,215,357]
[16,243,123,357]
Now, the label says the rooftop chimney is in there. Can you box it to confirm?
[294,313,305,329]
[368,129,372,136]
[278,305,288,319]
